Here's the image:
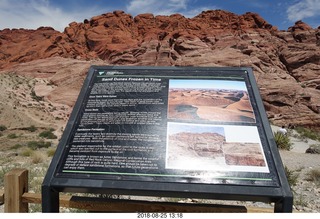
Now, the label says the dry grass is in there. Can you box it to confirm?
[31,151,46,164]
[47,147,56,157]
[284,166,299,188]
[20,148,34,157]
[306,168,320,185]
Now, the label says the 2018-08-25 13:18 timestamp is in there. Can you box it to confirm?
[137,213,183,218]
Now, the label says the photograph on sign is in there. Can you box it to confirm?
[166,122,269,173]
[168,79,255,123]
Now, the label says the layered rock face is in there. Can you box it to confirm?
[168,132,266,167]
[0,10,319,129]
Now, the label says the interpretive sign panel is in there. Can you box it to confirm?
[42,66,293,212]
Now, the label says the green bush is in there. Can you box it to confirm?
[295,126,320,141]
[274,132,292,150]
[27,141,51,150]
[26,125,37,132]
[0,125,7,131]
[11,144,23,150]
[39,129,57,139]
[7,133,18,139]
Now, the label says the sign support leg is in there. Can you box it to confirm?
[274,196,293,212]
[42,185,59,212]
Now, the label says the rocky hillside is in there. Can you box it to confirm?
[0,10,320,129]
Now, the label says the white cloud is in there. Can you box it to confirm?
[126,0,215,18]
[126,0,187,16]
[287,0,320,22]
[0,0,109,32]
[183,6,216,18]
[0,0,218,31]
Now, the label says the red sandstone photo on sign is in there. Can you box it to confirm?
[166,123,269,173]
[168,79,256,123]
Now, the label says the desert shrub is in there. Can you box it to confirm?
[39,129,57,139]
[274,132,292,150]
[27,140,51,150]
[0,125,7,131]
[295,126,320,141]
[305,144,320,154]
[31,152,45,164]
[7,133,18,139]
[21,148,34,157]
[26,125,37,132]
[30,89,44,101]
[306,169,320,186]
[47,148,56,157]
[11,144,23,150]
[294,194,308,207]
[284,166,299,188]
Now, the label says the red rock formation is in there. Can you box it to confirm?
[0,27,74,69]
[224,154,266,166]
[223,143,266,166]
[169,132,225,157]
[0,10,319,129]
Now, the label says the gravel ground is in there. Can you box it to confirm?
[280,151,320,213]
[273,125,320,213]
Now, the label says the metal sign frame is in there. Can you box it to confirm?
[42,66,293,212]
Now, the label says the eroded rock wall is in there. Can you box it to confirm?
[0,10,319,129]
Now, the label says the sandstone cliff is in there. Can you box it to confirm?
[0,10,319,129]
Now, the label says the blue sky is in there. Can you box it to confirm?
[0,0,319,32]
